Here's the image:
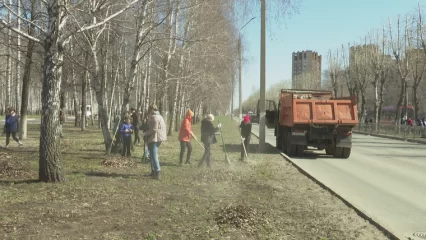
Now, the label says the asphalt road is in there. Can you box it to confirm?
[251,124,426,240]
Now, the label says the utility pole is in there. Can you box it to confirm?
[238,37,242,120]
[259,0,266,152]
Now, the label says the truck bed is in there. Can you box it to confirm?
[279,89,358,126]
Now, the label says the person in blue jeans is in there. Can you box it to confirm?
[143,104,167,180]
[120,117,133,157]
[140,114,150,162]
[2,107,23,148]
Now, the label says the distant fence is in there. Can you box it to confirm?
[356,122,426,139]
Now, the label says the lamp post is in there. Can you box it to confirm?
[259,0,266,152]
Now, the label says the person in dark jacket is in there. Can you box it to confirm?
[130,108,141,145]
[240,115,252,160]
[3,107,23,148]
[120,117,134,157]
[198,114,221,167]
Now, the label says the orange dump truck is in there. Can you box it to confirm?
[261,89,358,158]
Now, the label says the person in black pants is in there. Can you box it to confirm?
[130,108,140,145]
[240,115,252,160]
[120,117,133,157]
[198,114,221,167]
[2,107,23,148]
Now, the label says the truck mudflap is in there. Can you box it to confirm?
[335,131,352,148]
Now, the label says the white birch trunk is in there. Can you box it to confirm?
[39,0,68,183]
[5,0,12,108]
[15,0,21,113]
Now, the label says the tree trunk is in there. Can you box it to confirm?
[15,0,22,114]
[81,56,88,131]
[108,57,120,127]
[395,80,405,126]
[95,91,112,150]
[89,77,95,126]
[378,72,386,123]
[19,4,36,139]
[71,42,79,127]
[331,75,338,98]
[413,85,419,120]
[5,0,12,108]
[39,1,66,183]
[92,56,112,150]
[167,80,179,136]
[176,85,184,132]
[373,73,380,131]
[144,49,152,114]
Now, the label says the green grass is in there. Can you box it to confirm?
[0,117,388,240]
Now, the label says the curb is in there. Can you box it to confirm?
[250,131,400,240]
[353,130,426,144]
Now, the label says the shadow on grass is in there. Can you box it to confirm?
[159,162,180,167]
[0,148,38,153]
[72,171,138,178]
[80,149,106,153]
[0,179,40,185]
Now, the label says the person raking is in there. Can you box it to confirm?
[239,115,252,160]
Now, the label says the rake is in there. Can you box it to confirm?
[218,120,231,164]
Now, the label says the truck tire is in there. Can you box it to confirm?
[286,133,297,156]
[341,147,351,158]
[325,146,334,155]
[333,147,344,158]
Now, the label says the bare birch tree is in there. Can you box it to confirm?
[415,7,426,119]
[0,0,144,182]
[389,14,412,125]
[327,49,341,97]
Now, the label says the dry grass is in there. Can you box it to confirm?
[0,117,389,240]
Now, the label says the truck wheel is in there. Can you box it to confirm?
[286,133,297,156]
[296,145,304,157]
[325,146,334,155]
[333,147,344,158]
[341,147,351,158]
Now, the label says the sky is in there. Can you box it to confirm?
[237,0,423,105]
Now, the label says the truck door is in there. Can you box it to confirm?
[257,100,277,128]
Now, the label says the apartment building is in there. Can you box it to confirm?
[291,50,322,89]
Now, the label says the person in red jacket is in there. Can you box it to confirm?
[178,109,195,165]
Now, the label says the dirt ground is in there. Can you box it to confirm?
[0,118,390,240]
